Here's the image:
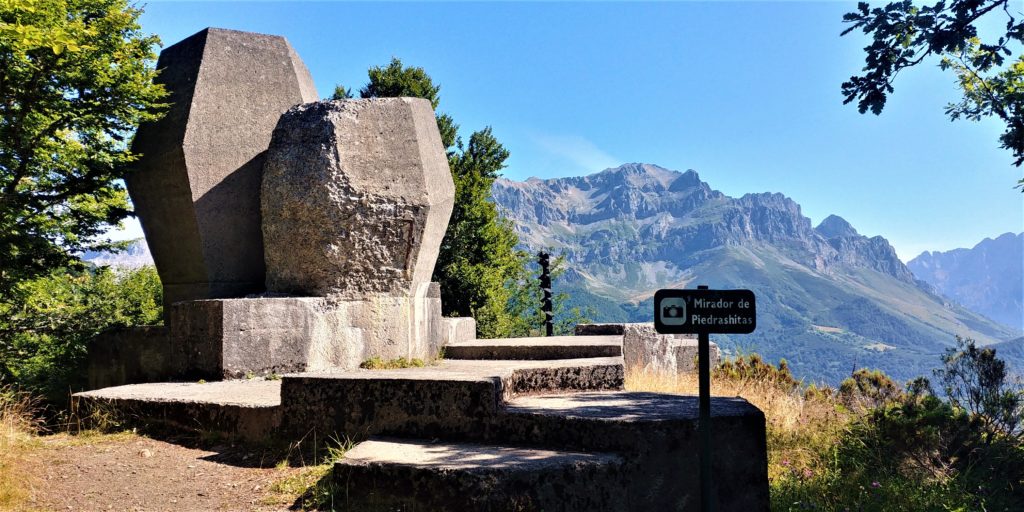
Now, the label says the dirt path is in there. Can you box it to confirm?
[9,432,325,512]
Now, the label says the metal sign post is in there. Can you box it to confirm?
[654,286,756,512]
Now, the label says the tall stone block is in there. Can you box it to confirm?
[261,98,455,299]
[126,28,319,311]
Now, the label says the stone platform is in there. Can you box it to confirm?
[75,350,768,511]
[73,357,622,441]
[73,379,281,440]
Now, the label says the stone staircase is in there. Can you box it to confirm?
[74,334,768,511]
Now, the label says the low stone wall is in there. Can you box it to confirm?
[88,284,446,385]
[170,286,445,379]
[441,317,476,345]
[576,322,720,374]
[87,326,178,390]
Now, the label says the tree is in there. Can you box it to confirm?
[934,335,1023,438]
[0,0,166,294]
[344,58,527,337]
[0,265,162,402]
[841,0,1024,187]
[330,84,352,100]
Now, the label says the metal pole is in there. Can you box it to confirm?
[698,284,713,512]
[538,251,553,337]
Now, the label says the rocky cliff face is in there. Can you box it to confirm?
[909,232,1024,330]
[492,163,915,291]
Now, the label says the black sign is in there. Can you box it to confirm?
[654,288,756,334]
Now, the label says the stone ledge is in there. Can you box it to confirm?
[334,437,626,512]
[72,380,282,441]
[444,335,622,360]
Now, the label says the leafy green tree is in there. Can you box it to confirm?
[330,84,352,100]
[342,58,528,337]
[0,0,166,294]
[0,266,162,402]
[841,0,1024,186]
[357,57,459,154]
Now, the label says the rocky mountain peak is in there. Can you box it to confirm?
[816,215,859,239]
[493,163,920,286]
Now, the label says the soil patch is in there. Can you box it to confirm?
[10,432,316,511]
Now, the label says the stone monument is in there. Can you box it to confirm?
[97,28,454,381]
[126,28,319,313]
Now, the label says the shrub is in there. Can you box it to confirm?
[0,266,162,403]
[839,368,902,410]
[935,336,1024,439]
[714,353,801,393]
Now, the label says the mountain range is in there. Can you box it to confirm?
[492,163,1021,383]
[908,233,1023,331]
[81,239,154,269]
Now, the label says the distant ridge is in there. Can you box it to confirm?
[908,232,1023,331]
[492,163,1020,383]
[82,238,154,269]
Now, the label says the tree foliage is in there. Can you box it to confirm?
[842,0,1024,185]
[344,58,528,337]
[934,335,1024,438]
[0,265,162,402]
[0,0,166,294]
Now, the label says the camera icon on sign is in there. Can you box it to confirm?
[659,297,687,325]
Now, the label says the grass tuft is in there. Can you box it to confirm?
[359,356,428,370]
[266,434,357,510]
[0,385,43,509]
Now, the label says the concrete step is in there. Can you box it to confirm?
[280,357,624,440]
[490,391,770,511]
[443,335,622,360]
[72,357,625,442]
[71,379,281,440]
[332,437,626,512]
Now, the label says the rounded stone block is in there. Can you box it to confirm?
[126,28,319,311]
[261,98,455,298]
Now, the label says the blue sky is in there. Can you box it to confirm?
[121,1,1024,260]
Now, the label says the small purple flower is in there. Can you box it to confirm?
[803,469,813,479]
[871,481,880,489]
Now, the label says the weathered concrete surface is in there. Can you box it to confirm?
[441,317,476,345]
[624,323,707,373]
[581,323,719,374]
[334,438,626,512]
[169,291,444,379]
[87,326,179,390]
[72,380,281,441]
[280,357,624,439]
[574,323,625,336]
[262,98,454,299]
[498,392,769,512]
[444,335,622,360]
[126,28,318,313]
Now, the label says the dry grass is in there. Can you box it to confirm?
[0,386,43,509]
[624,365,851,481]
